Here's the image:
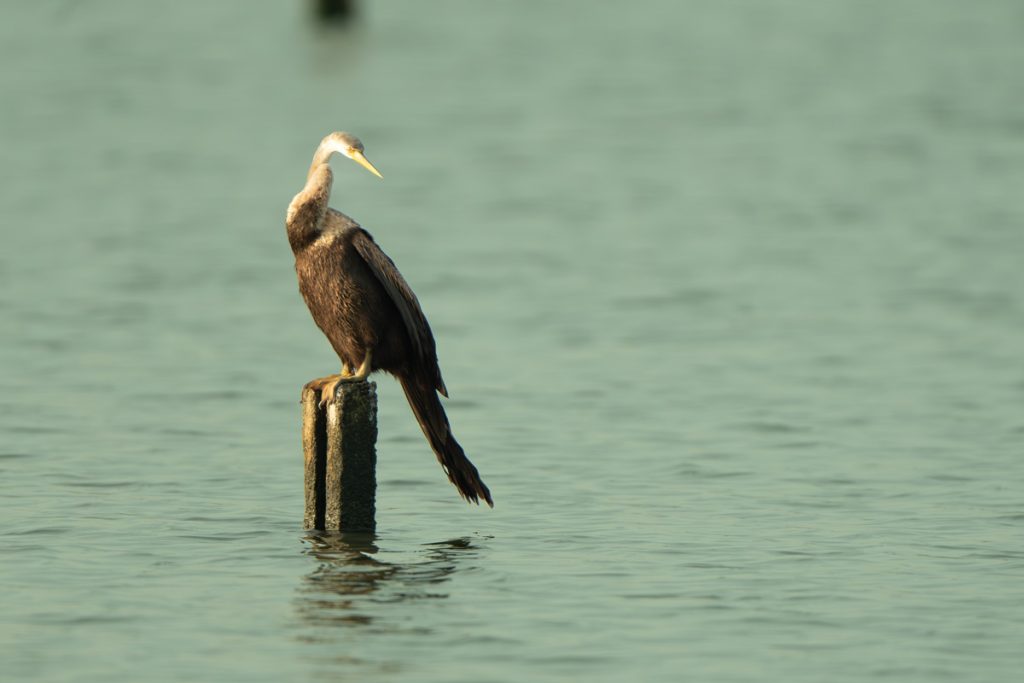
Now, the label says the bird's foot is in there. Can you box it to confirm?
[303,374,341,406]
[307,374,368,408]
[321,375,374,407]
[305,352,374,407]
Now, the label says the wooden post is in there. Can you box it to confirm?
[302,380,378,532]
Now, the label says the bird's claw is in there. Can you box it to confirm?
[318,385,335,409]
[303,374,341,406]
[318,375,366,407]
[304,354,371,407]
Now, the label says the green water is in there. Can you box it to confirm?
[2,1,1023,681]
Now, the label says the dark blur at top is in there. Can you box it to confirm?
[313,0,356,23]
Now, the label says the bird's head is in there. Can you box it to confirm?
[321,131,383,178]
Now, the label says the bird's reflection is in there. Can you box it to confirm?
[296,531,481,630]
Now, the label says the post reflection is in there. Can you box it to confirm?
[296,531,481,630]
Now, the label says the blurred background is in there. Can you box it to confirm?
[2,1,1023,681]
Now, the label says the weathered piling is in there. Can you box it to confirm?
[302,380,378,532]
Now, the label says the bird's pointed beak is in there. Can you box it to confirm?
[351,150,383,178]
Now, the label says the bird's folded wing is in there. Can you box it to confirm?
[350,228,437,370]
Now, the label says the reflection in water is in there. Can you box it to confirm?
[296,532,481,631]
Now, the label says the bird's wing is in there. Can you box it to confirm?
[351,229,446,393]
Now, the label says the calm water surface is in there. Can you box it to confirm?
[2,2,1023,681]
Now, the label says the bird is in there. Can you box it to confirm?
[285,131,493,507]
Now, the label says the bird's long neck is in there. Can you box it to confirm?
[286,149,335,252]
[308,144,336,180]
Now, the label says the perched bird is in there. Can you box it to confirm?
[285,132,492,506]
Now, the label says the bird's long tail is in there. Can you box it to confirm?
[399,374,493,507]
